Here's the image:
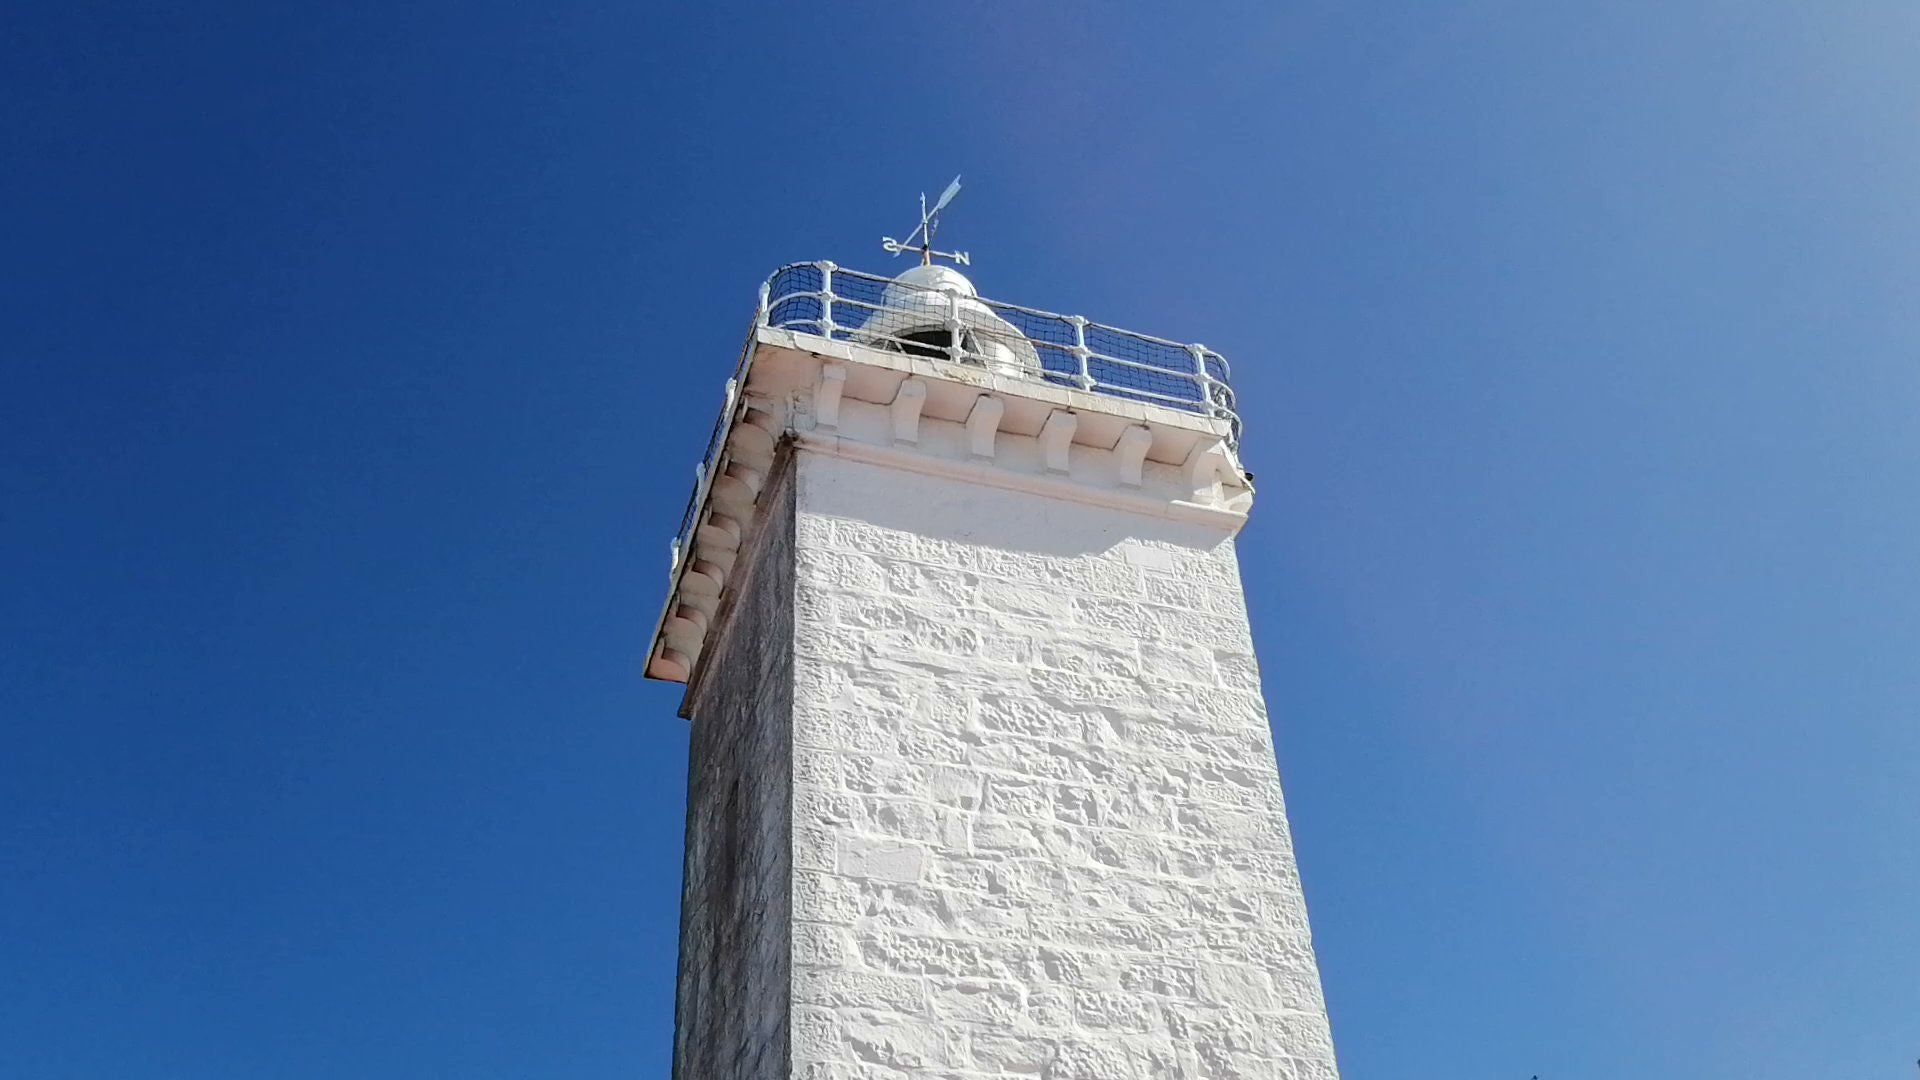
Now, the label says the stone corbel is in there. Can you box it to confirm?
[1039,410,1078,473]
[1114,424,1153,487]
[651,647,693,682]
[695,513,741,553]
[726,418,775,469]
[815,363,847,428]
[663,606,707,649]
[1185,437,1229,494]
[891,378,928,444]
[710,470,759,518]
[965,395,1005,458]
[682,562,724,598]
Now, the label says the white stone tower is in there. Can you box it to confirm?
[648,220,1340,1078]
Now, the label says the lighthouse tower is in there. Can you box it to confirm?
[648,190,1340,1080]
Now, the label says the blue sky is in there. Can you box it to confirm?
[4,2,1917,1076]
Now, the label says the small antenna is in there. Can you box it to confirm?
[882,175,971,267]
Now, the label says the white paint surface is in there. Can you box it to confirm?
[783,449,1340,1079]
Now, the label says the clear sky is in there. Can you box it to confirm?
[4,2,1917,1077]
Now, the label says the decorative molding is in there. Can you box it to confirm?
[794,430,1248,530]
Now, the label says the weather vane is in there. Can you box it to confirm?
[881,175,970,267]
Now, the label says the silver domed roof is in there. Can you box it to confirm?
[858,265,1042,377]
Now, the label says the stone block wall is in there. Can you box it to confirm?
[782,451,1340,1080]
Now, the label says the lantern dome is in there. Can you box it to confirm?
[858,264,1042,377]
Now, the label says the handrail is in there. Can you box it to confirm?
[760,262,1239,444]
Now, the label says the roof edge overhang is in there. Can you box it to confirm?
[642,327,1254,692]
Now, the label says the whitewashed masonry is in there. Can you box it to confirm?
[654,266,1340,1079]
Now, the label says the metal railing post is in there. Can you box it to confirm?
[945,289,964,363]
[1187,343,1208,379]
[1188,343,1218,418]
[816,260,836,338]
[756,281,770,327]
[1069,316,1094,390]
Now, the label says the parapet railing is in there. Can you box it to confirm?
[665,263,1240,583]
[760,262,1238,443]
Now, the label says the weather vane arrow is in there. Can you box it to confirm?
[881,175,970,267]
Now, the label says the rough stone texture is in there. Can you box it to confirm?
[673,458,796,1080]
[783,450,1340,1080]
